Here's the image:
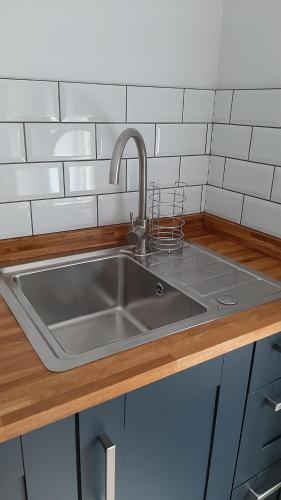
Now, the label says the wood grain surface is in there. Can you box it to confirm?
[0,215,280,442]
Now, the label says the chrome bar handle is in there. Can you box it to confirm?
[99,434,116,500]
[264,396,281,412]
[248,480,281,499]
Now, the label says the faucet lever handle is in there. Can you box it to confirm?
[130,211,134,229]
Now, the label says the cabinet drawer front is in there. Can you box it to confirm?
[251,332,281,391]
[0,438,24,484]
[0,477,26,500]
[236,378,281,486]
[232,460,281,500]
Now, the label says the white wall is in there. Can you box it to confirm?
[218,0,281,89]
[0,0,223,88]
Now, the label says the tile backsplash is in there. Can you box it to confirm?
[0,79,281,240]
[206,89,281,239]
[0,78,212,239]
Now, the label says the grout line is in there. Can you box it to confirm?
[181,89,185,122]
[178,156,182,182]
[229,90,234,123]
[57,82,62,121]
[240,195,245,224]
[153,124,157,156]
[96,195,99,227]
[22,123,28,162]
[222,158,227,187]
[248,127,254,160]
[269,166,276,200]
[0,76,217,91]
[62,162,66,196]
[204,125,209,155]
[29,201,34,235]
[94,123,98,159]
[125,86,128,122]
[1,119,281,129]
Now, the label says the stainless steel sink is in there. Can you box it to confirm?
[14,255,206,355]
[1,243,281,371]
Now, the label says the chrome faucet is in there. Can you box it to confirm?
[109,128,149,254]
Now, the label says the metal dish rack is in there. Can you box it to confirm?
[149,181,186,253]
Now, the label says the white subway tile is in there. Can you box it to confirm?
[0,79,59,122]
[155,124,206,157]
[205,186,244,223]
[180,156,209,185]
[213,90,233,123]
[271,168,281,203]
[208,156,225,187]
[231,90,281,127]
[0,202,32,239]
[127,157,180,191]
[0,163,63,202]
[127,86,183,123]
[31,196,97,234]
[183,90,215,122]
[183,186,202,214]
[0,123,25,163]
[64,160,126,196]
[25,123,96,162]
[211,124,252,160]
[96,124,155,159]
[223,159,274,199]
[242,196,281,238]
[250,127,281,166]
[60,82,126,122]
[98,191,139,225]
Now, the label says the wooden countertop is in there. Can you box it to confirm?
[0,214,281,443]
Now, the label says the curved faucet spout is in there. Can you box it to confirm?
[109,128,147,220]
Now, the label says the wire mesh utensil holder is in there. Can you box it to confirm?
[149,181,186,253]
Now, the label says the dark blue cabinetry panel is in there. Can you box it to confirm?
[123,358,223,500]
[21,416,78,500]
[79,396,125,500]
[0,477,26,500]
[0,437,24,485]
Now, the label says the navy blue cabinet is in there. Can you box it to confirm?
[79,346,253,500]
[0,344,256,500]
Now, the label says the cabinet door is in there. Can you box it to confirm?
[123,358,223,500]
[79,396,125,500]
[22,416,78,500]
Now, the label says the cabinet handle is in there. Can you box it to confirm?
[264,396,281,412]
[99,434,116,500]
[248,480,281,499]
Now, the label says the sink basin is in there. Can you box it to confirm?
[1,243,281,371]
[14,255,206,356]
